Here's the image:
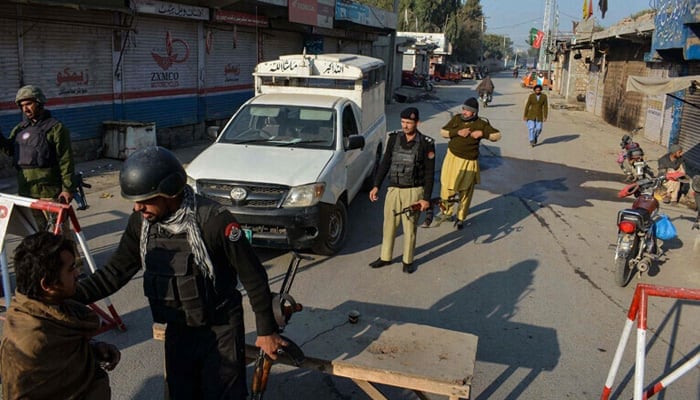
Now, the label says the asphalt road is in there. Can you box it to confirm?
[2,74,699,399]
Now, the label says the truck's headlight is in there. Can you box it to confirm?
[283,183,325,207]
[186,176,198,192]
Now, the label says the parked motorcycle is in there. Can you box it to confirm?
[613,171,685,286]
[401,71,433,92]
[479,92,492,107]
[616,127,647,182]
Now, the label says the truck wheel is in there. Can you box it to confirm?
[362,146,382,192]
[312,201,348,255]
[434,77,441,82]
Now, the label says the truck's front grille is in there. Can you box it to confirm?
[197,180,289,209]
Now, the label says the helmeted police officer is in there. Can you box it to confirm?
[368,107,435,274]
[0,85,75,229]
[72,146,286,399]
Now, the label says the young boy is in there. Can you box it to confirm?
[0,232,120,400]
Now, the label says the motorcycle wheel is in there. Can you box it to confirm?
[613,234,636,287]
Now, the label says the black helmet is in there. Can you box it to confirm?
[119,146,186,201]
[620,135,632,148]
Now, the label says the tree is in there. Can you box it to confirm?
[357,0,486,63]
[482,34,513,60]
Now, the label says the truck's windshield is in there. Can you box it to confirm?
[219,105,336,149]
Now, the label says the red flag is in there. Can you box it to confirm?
[533,30,545,49]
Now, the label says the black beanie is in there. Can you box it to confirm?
[400,107,420,121]
[463,97,479,113]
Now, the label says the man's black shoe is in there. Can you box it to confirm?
[369,258,391,268]
[455,220,464,230]
[402,262,416,274]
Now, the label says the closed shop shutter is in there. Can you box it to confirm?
[324,36,339,53]
[678,91,700,173]
[203,26,257,120]
[262,30,303,62]
[17,6,113,141]
[0,3,22,133]
[121,16,198,128]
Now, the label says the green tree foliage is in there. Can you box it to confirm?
[355,0,489,63]
[483,34,514,60]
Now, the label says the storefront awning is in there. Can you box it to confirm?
[626,75,700,95]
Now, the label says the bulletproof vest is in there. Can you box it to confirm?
[141,203,238,327]
[14,117,59,168]
[389,132,423,187]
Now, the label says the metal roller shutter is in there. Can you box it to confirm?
[16,6,113,141]
[678,91,700,173]
[261,30,303,62]
[0,3,22,133]
[121,15,198,128]
[203,26,257,120]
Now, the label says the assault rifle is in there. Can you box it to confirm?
[394,194,459,217]
[250,251,308,400]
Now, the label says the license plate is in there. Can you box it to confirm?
[243,228,253,243]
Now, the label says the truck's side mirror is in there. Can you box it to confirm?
[344,135,365,151]
[207,126,220,140]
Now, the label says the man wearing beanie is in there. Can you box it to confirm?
[432,97,501,230]
[523,84,548,147]
[658,143,686,203]
[368,107,435,273]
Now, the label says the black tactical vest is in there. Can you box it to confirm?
[389,132,423,187]
[141,203,239,327]
[14,117,59,168]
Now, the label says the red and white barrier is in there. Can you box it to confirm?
[601,284,700,400]
[0,193,125,334]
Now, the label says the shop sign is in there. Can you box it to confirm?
[132,0,209,20]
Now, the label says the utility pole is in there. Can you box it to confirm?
[385,0,400,104]
[538,0,552,70]
[480,16,485,66]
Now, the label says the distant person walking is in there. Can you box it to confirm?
[523,84,548,147]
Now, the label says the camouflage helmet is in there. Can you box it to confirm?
[15,85,47,106]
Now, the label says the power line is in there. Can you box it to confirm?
[488,17,542,31]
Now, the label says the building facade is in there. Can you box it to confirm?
[0,0,396,164]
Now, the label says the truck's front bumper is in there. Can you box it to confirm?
[227,205,321,250]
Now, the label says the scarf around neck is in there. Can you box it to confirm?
[139,185,216,283]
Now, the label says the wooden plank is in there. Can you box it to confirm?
[351,378,389,400]
[243,306,476,399]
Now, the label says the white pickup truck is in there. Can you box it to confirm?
[186,53,386,255]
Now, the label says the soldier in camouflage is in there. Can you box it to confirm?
[0,85,75,229]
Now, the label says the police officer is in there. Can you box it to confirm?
[0,85,75,229]
[72,146,286,399]
[368,107,435,274]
